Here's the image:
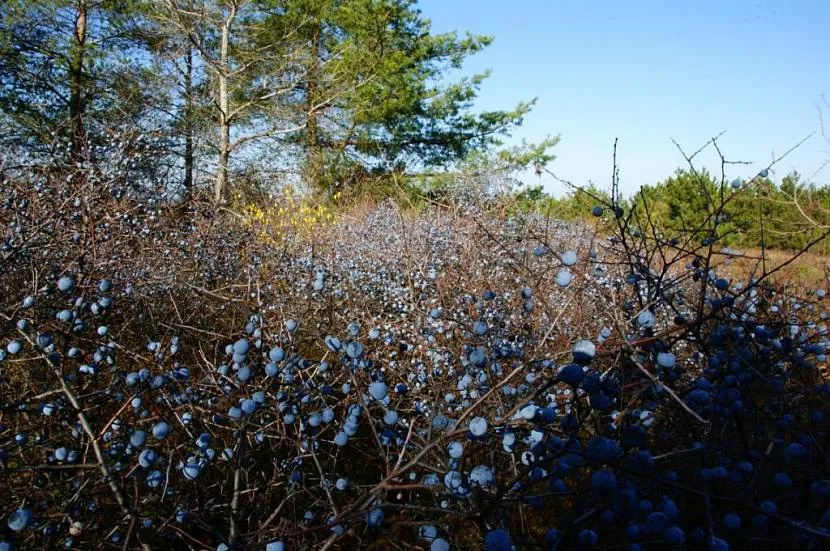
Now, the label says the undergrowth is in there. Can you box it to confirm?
[0,151,829,551]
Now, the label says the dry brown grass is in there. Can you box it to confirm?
[711,247,830,291]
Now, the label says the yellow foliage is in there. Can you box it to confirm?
[235,188,337,245]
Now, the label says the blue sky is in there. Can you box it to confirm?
[417,0,830,197]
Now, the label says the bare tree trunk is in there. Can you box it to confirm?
[306,19,323,194]
[184,42,194,194]
[214,4,236,205]
[69,0,88,165]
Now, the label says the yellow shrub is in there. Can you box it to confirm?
[235,188,338,245]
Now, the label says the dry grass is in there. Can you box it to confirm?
[715,247,830,291]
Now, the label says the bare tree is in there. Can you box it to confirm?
[159,0,306,204]
[68,0,88,164]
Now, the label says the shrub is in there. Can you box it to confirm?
[1,155,829,550]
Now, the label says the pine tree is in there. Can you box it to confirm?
[251,0,542,195]
[0,1,157,168]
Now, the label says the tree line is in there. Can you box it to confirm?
[0,0,554,203]
[514,169,830,252]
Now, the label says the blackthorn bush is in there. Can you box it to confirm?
[0,157,828,550]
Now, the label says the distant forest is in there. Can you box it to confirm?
[512,168,830,253]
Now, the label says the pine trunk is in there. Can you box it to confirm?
[69,0,87,165]
[184,43,194,194]
[306,20,323,193]
[214,6,234,204]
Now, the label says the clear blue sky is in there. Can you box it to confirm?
[417,0,830,197]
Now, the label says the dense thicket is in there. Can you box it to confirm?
[1,158,829,550]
